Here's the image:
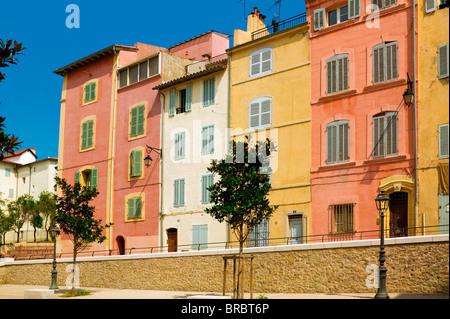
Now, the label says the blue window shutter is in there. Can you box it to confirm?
[192,225,199,250]
[186,83,192,111]
[169,88,176,116]
[200,225,208,249]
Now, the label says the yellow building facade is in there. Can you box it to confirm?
[417,0,449,234]
[228,10,311,244]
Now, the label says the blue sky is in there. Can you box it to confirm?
[0,0,306,160]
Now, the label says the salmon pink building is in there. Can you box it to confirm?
[306,0,417,240]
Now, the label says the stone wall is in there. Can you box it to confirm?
[1,235,448,294]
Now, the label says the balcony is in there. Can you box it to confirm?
[251,13,307,41]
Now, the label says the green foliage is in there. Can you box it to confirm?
[7,194,35,243]
[36,191,57,241]
[205,136,278,245]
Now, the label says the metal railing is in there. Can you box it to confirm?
[251,13,307,41]
[11,224,448,261]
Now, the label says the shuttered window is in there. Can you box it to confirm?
[371,0,396,10]
[426,0,437,12]
[174,178,185,207]
[439,124,449,159]
[326,54,349,94]
[373,42,398,84]
[373,112,398,158]
[201,174,214,204]
[313,8,325,30]
[249,97,271,129]
[130,104,145,137]
[326,120,350,164]
[249,219,269,247]
[192,225,208,250]
[169,88,176,116]
[185,83,192,111]
[84,82,97,103]
[250,48,272,76]
[330,204,354,234]
[348,0,361,18]
[119,55,160,88]
[203,77,215,107]
[130,150,142,177]
[438,43,449,79]
[174,132,185,160]
[90,168,98,190]
[81,120,94,149]
[202,125,215,155]
[128,196,142,219]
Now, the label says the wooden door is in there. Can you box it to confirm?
[167,228,177,252]
[389,192,408,237]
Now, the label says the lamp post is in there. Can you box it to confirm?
[403,73,414,106]
[374,191,390,299]
[49,225,60,290]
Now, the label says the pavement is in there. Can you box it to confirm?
[0,284,448,299]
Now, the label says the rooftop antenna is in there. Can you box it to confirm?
[268,0,282,21]
[238,0,246,20]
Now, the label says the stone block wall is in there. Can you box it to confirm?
[1,235,448,294]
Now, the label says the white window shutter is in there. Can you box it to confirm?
[425,0,436,13]
[438,43,449,79]
[314,9,325,31]
[348,0,361,18]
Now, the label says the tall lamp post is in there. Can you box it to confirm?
[374,191,390,299]
[49,225,60,290]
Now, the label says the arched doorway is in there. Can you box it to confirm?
[389,192,408,237]
[167,228,177,252]
[116,236,125,255]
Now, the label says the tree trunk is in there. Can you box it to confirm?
[72,245,77,296]
[236,223,244,299]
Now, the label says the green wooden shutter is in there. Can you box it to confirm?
[75,171,80,184]
[131,150,142,177]
[130,107,138,136]
[135,197,142,218]
[169,88,176,116]
[90,82,96,101]
[87,120,94,148]
[90,168,98,190]
[137,105,145,135]
[84,83,91,103]
[185,83,192,111]
[128,197,135,218]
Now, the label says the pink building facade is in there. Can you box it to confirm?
[306,0,416,239]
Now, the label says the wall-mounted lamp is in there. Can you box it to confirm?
[402,73,414,106]
[145,145,162,168]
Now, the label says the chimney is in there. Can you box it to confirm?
[254,7,259,18]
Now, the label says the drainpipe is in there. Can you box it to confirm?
[412,0,418,236]
[226,50,232,245]
[159,88,166,251]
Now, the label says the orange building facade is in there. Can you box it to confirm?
[306,0,417,239]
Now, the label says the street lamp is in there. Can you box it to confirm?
[145,145,162,168]
[403,73,414,106]
[374,190,390,299]
[49,225,60,290]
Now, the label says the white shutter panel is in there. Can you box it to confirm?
[251,53,260,76]
[349,0,360,18]
[439,124,449,158]
[260,99,271,126]
[425,0,436,13]
[250,102,260,128]
[261,50,272,73]
[438,43,449,79]
[314,9,325,31]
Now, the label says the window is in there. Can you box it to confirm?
[119,55,159,88]
[438,43,449,79]
[328,5,348,26]
[326,54,349,94]
[130,149,143,178]
[425,0,436,12]
[439,124,449,159]
[326,120,349,164]
[8,189,14,198]
[249,97,271,129]
[127,196,142,219]
[260,155,272,183]
[192,225,208,250]
[249,219,269,247]
[373,112,398,158]
[330,204,354,234]
[201,125,215,155]
[313,8,325,30]
[84,81,97,104]
[81,119,94,150]
[201,174,214,204]
[203,77,215,106]
[130,104,145,138]
[250,48,272,76]
[174,178,185,207]
[348,0,361,18]
[5,167,11,177]
[75,168,98,190]
[373,42,398,84]
[174,132,185,160]
[372,0,397,10]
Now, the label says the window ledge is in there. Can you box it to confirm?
[318,89,357,103]
[362,78,406,93]
[317,161,356,172]
[363,154,407,165]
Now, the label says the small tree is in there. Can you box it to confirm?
[205,137,277,298]
[0,209,13,246]
[54,176,109,296]
[7,194,35,243]
[36,191,57,241]
[30,212,43,242]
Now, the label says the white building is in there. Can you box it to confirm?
[153,32,230,252]
[0,148,58,243]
